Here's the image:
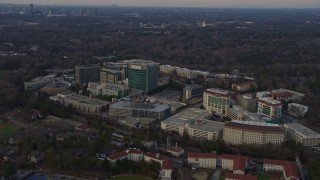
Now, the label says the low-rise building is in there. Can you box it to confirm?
[283,123,320,147]
[165,146,185,157]
[107,149,143,164]
[271,88,305,102]
[221,154,248,175]
[187,152,217,169]
[87,82,129,98]
[263,159,299,180]
[256,91,271,98]
[223,120,285,145]
[144,152,172,180]
[161,108,224,141]
[231,81,257,92]
[287,103,308,117]
[160,65,177,75]
[109,100,170,120]
[225,173,257,180]
[50,92,110,113]
[183,84,204,100]
[24,74,56,90]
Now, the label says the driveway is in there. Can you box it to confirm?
[210,168,221,180]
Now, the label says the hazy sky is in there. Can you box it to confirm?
[1,0,320,8]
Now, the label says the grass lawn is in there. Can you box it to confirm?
[0,122,17,137]
[192,172,208,180]
[256,173,270,180]
[0,70,10,79]
[112,175,149,180]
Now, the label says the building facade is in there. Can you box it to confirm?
[100,69,121,84]
[187,152,217,169]
[203,88,230,116]
[87,82,129,98]
[236,94,257,113]
[257,97,282,120]
[283,123,320,147]
[128,60,159,93]
[223,121,285,145]
[183,84,204,100]
[263,159,299,180]
[75,64,100,84]
[287,103,308,117]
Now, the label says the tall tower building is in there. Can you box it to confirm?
[75,64,100,85]
[29,4,34,14]
[127,60,159,93]
[100,69,121,84]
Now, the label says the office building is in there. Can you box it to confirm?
[103,61,128,80]
[24,74,56,90]
[75,64,100,84]
[187,152,217,169]
[271,88,305,102]
[161,108,224,141]
[231,81,257,92]
[263,159,299,180]
[183,84,204,100]
[87,82,129,98]
[236,94,257,113]
[283,123,320,147]
[257,97,282,120]
[127,60,159,93]
[109,100,170,120]
[287,103,308,117]
[29,4,34,14]
[50,92,110,113]
[100,69,122,84]
[223,120,285,145]
[203,88,230,116]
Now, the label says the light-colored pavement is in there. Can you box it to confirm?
[210,168,221,180]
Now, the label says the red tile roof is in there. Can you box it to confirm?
[188,152,217,159]
[144,152,172,170]
[221,154,248,172]
[225,173,257,180]
[264,159,299,179]
[161,159,173,169]
[258,99,282,107]
[144,152,168,161]
[224,122,285,133]
[128,148,143,154]
[107,149,142,160]
[107,151,128,160]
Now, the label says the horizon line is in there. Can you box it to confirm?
[1,3,320,9]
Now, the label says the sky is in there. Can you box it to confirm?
[0,0,320,8]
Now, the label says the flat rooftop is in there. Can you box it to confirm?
[226,120,284,133]
[187,119,224,132]
[258,97,282,106]
[204,88,230,96]
[65,94,110,106]
[110,101,169,112]
[284,123,320,138]
[162,108,211,126]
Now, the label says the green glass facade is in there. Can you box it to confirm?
[128,64,159,93]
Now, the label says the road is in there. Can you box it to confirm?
[210,168,221,180]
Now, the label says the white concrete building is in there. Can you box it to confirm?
[187,152,217,169]
[287,103,308,117]
[283,123,320,147]
[257,97,282,119]
[203,88,230,116]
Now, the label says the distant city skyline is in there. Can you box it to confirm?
[1,0,320,8]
